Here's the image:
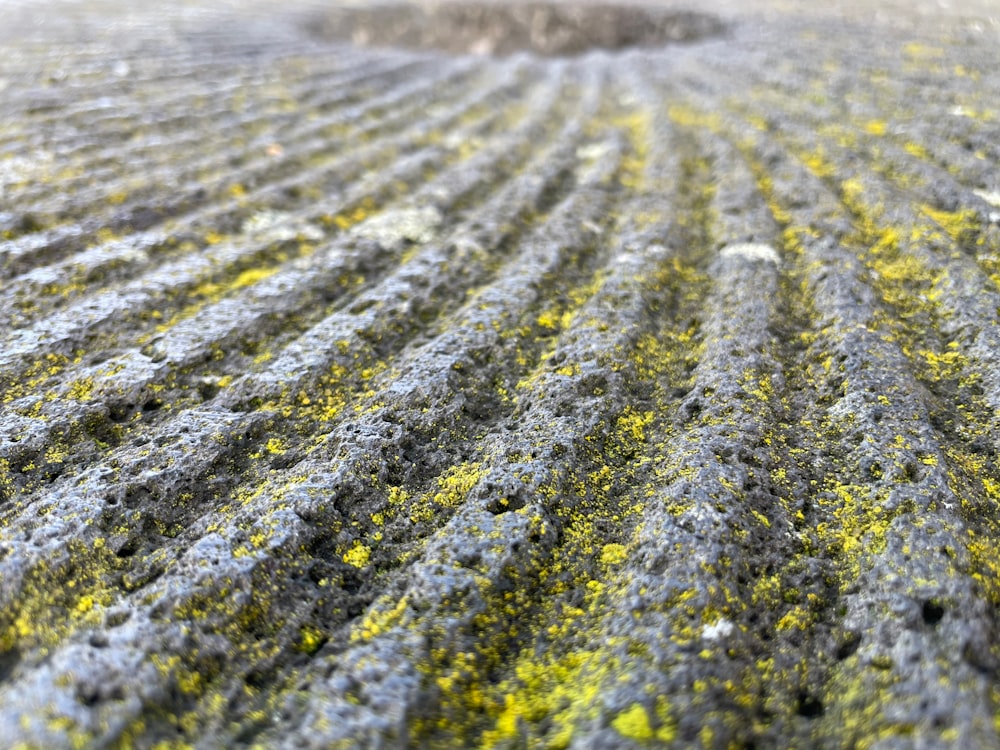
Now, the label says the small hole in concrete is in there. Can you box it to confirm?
[115,537,141,558]
[922,599,945,626]
[486,494,526,514]
[900,460,920,483]
[797,692,824,718]
[836,631,861,660]
[77,684,102,706]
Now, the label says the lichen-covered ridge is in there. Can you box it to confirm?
[1,1,999,748]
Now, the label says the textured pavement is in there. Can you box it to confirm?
[2,1,1000,748]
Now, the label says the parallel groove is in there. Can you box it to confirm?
[0,57,481,273]
[1,54,417,211]
[1,59,567,499]
[0,57,523,355]
[709,99,1000,747]
[1,57,616,748]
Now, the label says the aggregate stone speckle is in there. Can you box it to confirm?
[1,0,1000,747]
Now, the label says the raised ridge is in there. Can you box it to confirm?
[2,1,1000,747]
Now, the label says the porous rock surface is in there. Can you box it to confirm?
[2,0,1000,747]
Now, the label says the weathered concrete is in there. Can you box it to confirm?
[1,1,999,747]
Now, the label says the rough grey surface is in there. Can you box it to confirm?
[1,1,1000,748]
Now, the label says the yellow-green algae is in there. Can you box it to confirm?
[0,539,121,656]
[81,108,663,746]
[327,211,714,747]
[722,95,1000,741]
[4,17,1000,747]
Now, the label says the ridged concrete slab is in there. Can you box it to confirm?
[2,1,1000,747]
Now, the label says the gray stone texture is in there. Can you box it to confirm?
[1,1,999,747]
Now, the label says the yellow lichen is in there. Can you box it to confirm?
[297,625,324,654]
[342,541,371,569]
[611,703,654,740]
[920,205,980,245]
[264,438,287,456]
[863,119,887,136]
[599,543,627,566]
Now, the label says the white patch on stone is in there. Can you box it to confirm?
[444,132,481,151]
[702,618,734,641]
[355,206,442,246]
[575,142,613,162]
[720,242,780,264]
[242,210,323,242]
[973,189,1000,208]
[0,151,54,191]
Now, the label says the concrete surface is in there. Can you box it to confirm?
[1,1,1000,747]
